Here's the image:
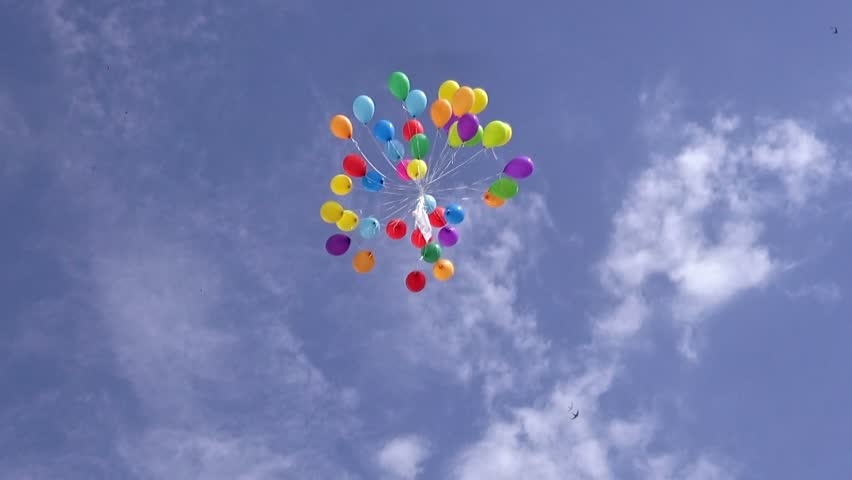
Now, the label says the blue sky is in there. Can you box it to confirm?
[3,1,852,478]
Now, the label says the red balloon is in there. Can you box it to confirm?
[386,219,407,239]
[428,207,447,228]
[342,154,367,177]
[411,229,428,248]
[405,270,426,292]
[402,119,425,141]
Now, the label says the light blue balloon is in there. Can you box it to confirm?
[352,95,375,124]
[385,139,405,161]
[445,203,465,224]
[358,217,380,239]
[362,170,385,192]
[373,120,395,142]
[405,89,427,118]
[423,194,437,213]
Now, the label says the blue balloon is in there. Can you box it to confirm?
[385,139,405,161]
[352,95,375,124]
[405,89,427,118]
[373,120,395,142]
[423,194,437,213]
[358,217,380,239]
[362,171,385,192]
[445,203,465,224]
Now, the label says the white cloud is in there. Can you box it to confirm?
[377,435,431,480]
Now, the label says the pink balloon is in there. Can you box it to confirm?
[396,159,412,181]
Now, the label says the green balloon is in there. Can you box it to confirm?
[410,134,430,158]
[421,243,441,263]
[463,125,483,147]
[388,71,410,101]
[489,177,519,200]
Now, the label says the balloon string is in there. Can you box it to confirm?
[351,139,389,179]
[427,148,486,186]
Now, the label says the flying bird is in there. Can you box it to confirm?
[831,26,839,34]
[572,410,580,420]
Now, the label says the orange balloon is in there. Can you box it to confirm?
[483,191,505,208]
[352,250,375,273]
[430,99,452,128]
[330,114,353,139]
[451,86,475,116]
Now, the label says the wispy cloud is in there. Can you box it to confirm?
[377,434,431,480]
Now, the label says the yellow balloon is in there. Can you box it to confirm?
[430,99,453,128]
[433,259,455,281]
[352,250,375,273]
[329,114,353,140]
[451,86,475,116]
[438,80,460,101]
[336,210,359,231]
[471,88,489,114]
[502,123,512,145]
[320,201,344,223]
[407,159,428,180]
[330,174,352,196]
[482,120,509,148]
[448,122,463,148]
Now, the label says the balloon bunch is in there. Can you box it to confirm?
[322,71,535,292]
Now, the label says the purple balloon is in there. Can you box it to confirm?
[438,226,459,247]
[443,115,458,133]
[502,156,535,179]
[325,233,351,256]
[457,114,480,142]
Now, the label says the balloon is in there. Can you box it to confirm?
[489,177,518,200]
[423,194,437,213]
[396,160,412,181]
[386,139,405,160]
[352,95,375,124]
[386,218,407,239]
[359,217,380,239]
[502,123,512,145]
[342,154,367,177]
[429,207,447,228]
[352,250,375,273]
[421,243,442,263]
[482,120,510,148]
[337,210,359,231]
[448,122,463,148]
[373,120,395,143]
[362,170,385,192]
[405,89,427,117]
[407,159,428,180]
[410,133,429,158]
[330,174,352,196]
[330,114,353,139]
[433,259,455,281]
[438,226,459,247]
[325,233,351,256]
[451,86,475,116]
[406,270,427,292]
[443,115,458,133]
[462,125,483,147]
[438,80,460,101]
[483,191,505,208]
[471,88,488,114]
[403,119,424,141]
[388,71,410,101]
[457,113,480,142]
[321,200,344,223]
[445,204,464,224]
[411,229,428,249]
[503,156,535,179]
[430,99,452,128]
